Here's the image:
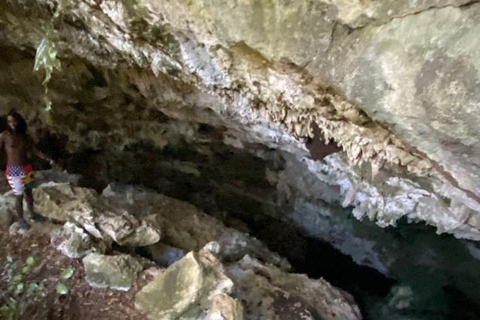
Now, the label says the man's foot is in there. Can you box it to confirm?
[30,212,46,223]
[18,219,30,230]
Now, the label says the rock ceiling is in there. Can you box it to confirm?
[1,0,480,242]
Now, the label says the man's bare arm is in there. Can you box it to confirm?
[27,135,54,165]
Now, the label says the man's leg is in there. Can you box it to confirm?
[15,194,29,229]
[25,188,44,222]
[7,174,29,229]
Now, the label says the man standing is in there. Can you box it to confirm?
[0,109,55,229]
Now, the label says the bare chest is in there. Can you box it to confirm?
[4,135,28,154]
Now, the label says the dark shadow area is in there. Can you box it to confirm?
[445,287,480,320]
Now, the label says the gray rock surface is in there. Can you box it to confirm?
[0,199,14,229]
[205,294,244,320]
[226,255,362,320]
[34,183,161,247]
[314,3,480,204]
[137,243,362,320]
[83,253,143,291]
[50,222,106,258]
[103,183,290,269]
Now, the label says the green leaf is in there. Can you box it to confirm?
[34,33,61,85]
[7,256,14,264]
[7,262,16,270]
[13,274,24,284]
[26,256,38,266]
[28,282,39,294]
[21,265,31,274]
[15,283,24,294]
[56,283,68,295]
[61,267,75,280]
[33,38,48,72]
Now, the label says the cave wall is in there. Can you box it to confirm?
[156,0,480,200]
[2,0,480,309]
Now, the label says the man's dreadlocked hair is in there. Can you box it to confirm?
[7,109,27,135]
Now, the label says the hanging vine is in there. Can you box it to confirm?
[33,0,69,124]
[33,30,61,124]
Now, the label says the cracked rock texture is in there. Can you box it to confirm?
[50,221,107,258]
[32,183,161,247]
[103,183,290,269]
[136,243,361,320]
[226,254,362,320]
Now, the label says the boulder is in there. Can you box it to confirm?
[136,248,233,320]
[115,220,161,247]
[9,221,27,236]
[137,241,362,320]
[226,255,362,320]
[50,222,107,258]
[34,183,160,247]
[104,183,289,269]
[83,253,143,291]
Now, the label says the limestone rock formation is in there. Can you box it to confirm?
[33,180,358,318]
[51,221,106,258]
[33,183,161,247]
[2,0,480,317]
[83,253,143,291]
[137,243,362,320]
[226,255,362,320]
[0,190,14,229]
[103,183,290,269]
[135,248,234,320]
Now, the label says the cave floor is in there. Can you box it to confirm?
[0,223,150,320]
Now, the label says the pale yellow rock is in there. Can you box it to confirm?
[135,250,233,320]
